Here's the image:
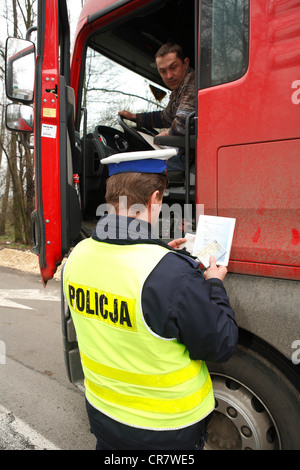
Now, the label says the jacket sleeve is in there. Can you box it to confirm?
[135,110,171,130]
[142,253,238,363]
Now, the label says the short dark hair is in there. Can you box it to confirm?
[106,172,167,211]
[155,42,185,63]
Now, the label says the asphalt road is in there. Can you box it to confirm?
[0,266,95,450]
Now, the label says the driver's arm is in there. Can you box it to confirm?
[119,108,171,134]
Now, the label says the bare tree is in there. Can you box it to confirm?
[0,89,10,236]
[0,0,36,244]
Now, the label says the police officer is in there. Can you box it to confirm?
[63,149,238,450]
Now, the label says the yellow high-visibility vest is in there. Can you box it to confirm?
[63,238,214,430]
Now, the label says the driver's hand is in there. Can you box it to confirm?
[119,110,136,121]
[157,129,170,137]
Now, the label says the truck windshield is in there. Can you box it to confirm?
[200,0,249,88]
[81,48,169,134]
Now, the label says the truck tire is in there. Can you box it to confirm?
[207,343,300,450]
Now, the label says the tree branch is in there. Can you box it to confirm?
[87,87,164,109]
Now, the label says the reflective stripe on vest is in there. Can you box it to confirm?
[85,371,212,414]
[63,239,215,429]
[80,351,202,388]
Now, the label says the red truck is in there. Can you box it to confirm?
[5,0,300,450]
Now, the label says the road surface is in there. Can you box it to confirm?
[0,265,95,450]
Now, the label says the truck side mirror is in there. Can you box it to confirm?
[5,103,34,133]
[5,37,35,103]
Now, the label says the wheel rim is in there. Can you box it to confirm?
[205,374,281,450]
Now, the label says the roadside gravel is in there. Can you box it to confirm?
[0,247,63,280]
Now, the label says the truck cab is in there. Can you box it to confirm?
[5,0,300,450]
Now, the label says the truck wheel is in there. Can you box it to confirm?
[207,343,300,450]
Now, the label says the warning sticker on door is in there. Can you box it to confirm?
[41,123,57,139]
[43,108,56,118]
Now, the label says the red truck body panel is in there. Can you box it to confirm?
[196,1,300,280]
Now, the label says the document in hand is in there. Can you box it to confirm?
[195,240,227,268]
[192,215,236,267]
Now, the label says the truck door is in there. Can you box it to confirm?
[32,0,81,285]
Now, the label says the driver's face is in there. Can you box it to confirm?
[156,52,189,91]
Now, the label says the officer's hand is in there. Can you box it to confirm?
[203,256,227,281]
[168,238,186,249]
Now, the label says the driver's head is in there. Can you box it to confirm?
[155,43,189,91]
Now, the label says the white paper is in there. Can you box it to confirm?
[137,132,163,150]
[192,215,236,266]
[137,131,179,153]
[180,233,196,254]
[41,123,57,139]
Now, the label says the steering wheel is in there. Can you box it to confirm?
[117,115,158,145]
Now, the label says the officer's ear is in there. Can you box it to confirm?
[149,190,162,206]
[148,190,163,226]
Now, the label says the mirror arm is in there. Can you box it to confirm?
[22,133,34,150]
[26,26,37,41]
